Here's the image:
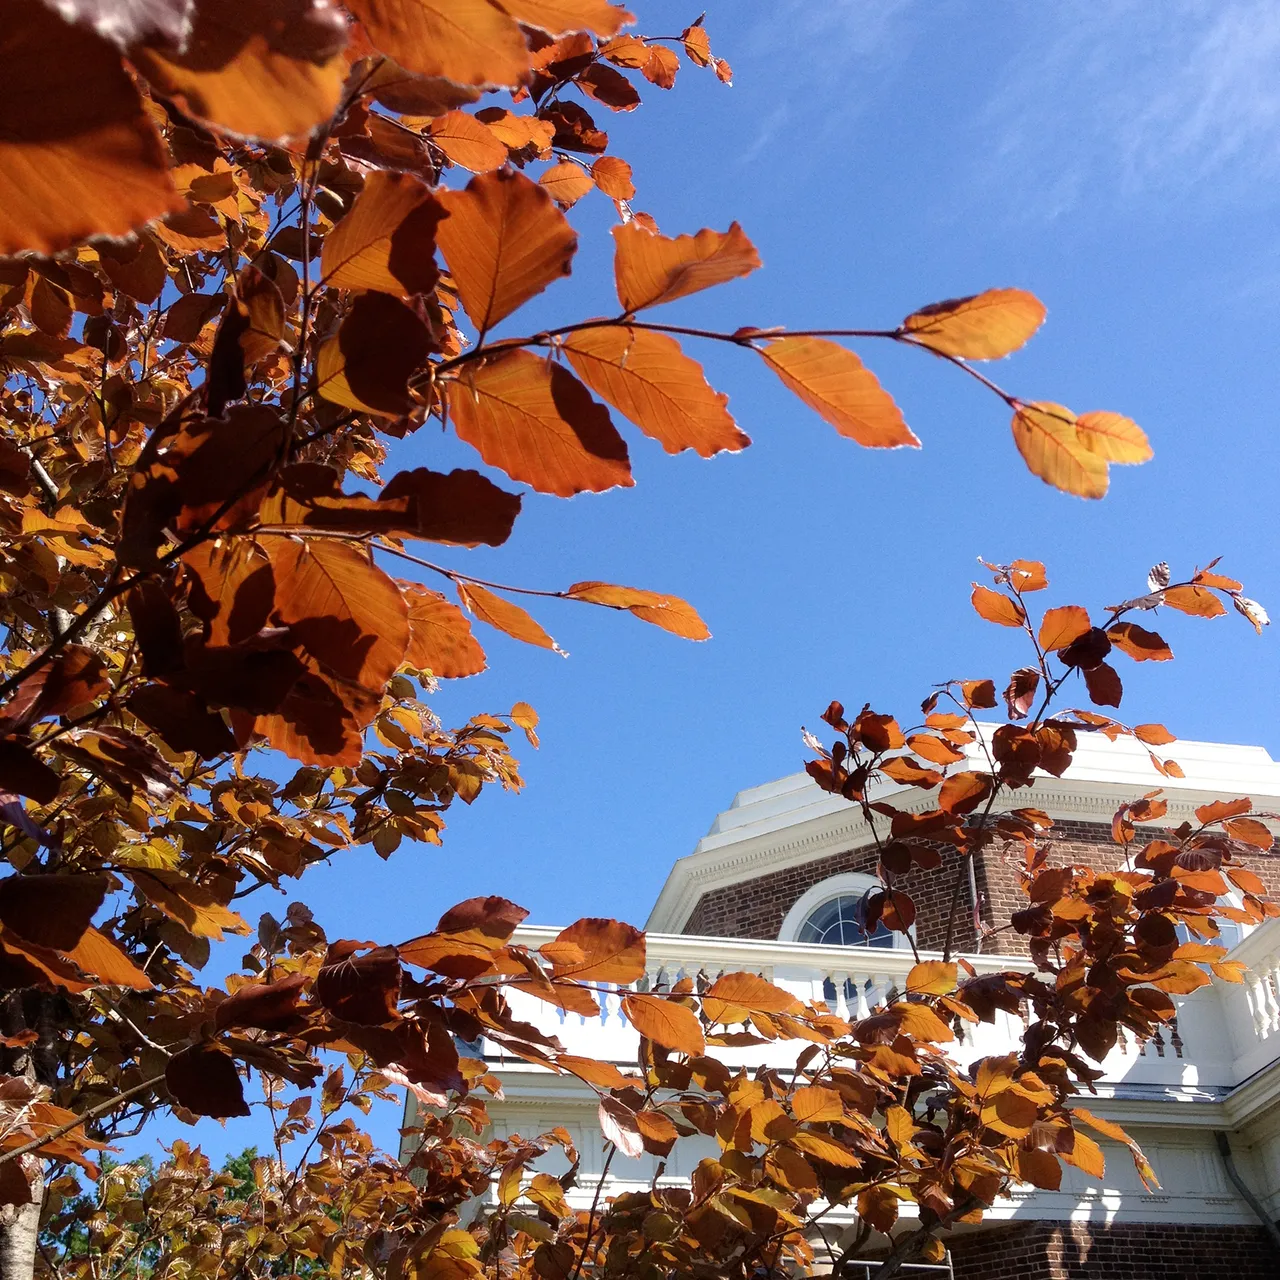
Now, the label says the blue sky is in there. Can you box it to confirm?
[145,1,1280,1161]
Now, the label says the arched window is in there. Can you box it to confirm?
[796,894,894,948]
[777,873,910,950]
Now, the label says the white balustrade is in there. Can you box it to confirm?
[483,922,1280,1094]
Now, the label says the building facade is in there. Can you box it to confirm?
[409,731,1280,1277]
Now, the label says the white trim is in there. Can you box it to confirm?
[777,872,910,950]
[647,729,1280,933]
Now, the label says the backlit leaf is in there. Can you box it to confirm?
[546,918,645,982]
[1107,622,1173,662]
[321,171,445,296]
[344,0,529,87]
[265,537,410,690]
[1039,605,1091,650]
[0,3,180,254]
[901,288,1046,360]
[939,770,994,816]
[448,350,632,496]
[1074,411,1152,464]
[130,870,249,939]
[436,169,577,332]
[612,220,759,311]
[621,993,705,1055]
[591,155,635,199]
[499,0,632,36]
[380,468,522,546]
[166,1044,249,1117]
[402,584,487,677]
[427,110,509,172]
[316,291,431,416]
[458,582,559,652]
[701,972,801,1024]
[130,0,348,141]
[1061,1129,1105,1179]
[539,161,594,208]
[971,585,1025,628]
[563,326,749,457]
[758,337,918,448]
[907,961,957,995]
[566,581,710,640]
[598,1095,644,1158]
[1011,402,1108,499]
[1162,585,1226,618]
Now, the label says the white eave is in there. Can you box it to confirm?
[645,727,1280,934]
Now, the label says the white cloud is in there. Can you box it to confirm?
[976,0,1280,219]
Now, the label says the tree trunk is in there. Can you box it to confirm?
[0,1167,43,1280]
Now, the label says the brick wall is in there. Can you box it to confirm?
[946,1220,1277,1280]
[680,819,1280,953]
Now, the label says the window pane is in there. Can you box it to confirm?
[798,893,897,948]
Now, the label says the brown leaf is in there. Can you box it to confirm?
[426,110,509,172]
[165,1044,249,1117]
[315,941,401,1025]
[621,993,705,1055]
[448,350,632,496]
[458,582,559,651]
[1003,667,1041,720]
[1011,402,1108,499]
[0,3,180,255]
[130,0,348,140]
[612,220,759,311]
[265,537,410,690]
[563,326,749,457]
[316,291,432,416]
[545,918,645,983]
[539,161,595,208]
[344,0,529,87]
[0,740,60,805]
[436,169,577,332]
[939,770,994,816]
[216,972,309,1032]
[402,584,487,677]
[901,288,1046,359]
[1162,585,1227,618]
[1083,661,1122,708]
[566,581,710,640]
[500,0,631,37]
[63,927,152,990]
[971,585,1025,628]
[591,155,635,199]
[1039,605,1091,651]
[1107,622,1173,662]
[379,467,521,547]
[0,646,109,734]
[759,337,918,448]
[321,171,445,297]
[0,875,107,951]
[130,869,250,939]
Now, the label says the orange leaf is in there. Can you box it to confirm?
[1011,402,1108,499]
[907,961,957,995]
[539,161,595,208]
[1211,960,1248,983]
[788,1132,860,1168]
[879,756,943,787]
[566,581,710,640]
[1133,723,1176,746]
[402,584,487,678]
[901,288,1046,360]
[591,155,635,199]
[612,220,759,311]
[427,111,509,172]
[345,0,529,87]
[563,326,749,457]
[1039,604,1091,651]
[129,0,348,141]
[1074,411,1152,464]
[791,1085,844,1123]
[758,336,919,448]
[63,926,153,990]
[447,350,632,496]
[907,733,965,765]
[129,870,249,940]
[1107,622,1173,662]
[267,538,410,691]
[971,585,1025,628]
[1224,816,1274,850]
[1162,585,1226,619]
[701,972,802,1024]
[436,169,577,332]
[1061,1129,1105,1179]
[546,918,645,982]
[316,291,431,416]
[500,0,632,36]
[458,582,559,652]
[321,172,445,296]
[621,993,705,1055]
[939,770,994,816]
[0,5,181,255]
[1195,798,1251,824]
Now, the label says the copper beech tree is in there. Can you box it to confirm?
[0,1,1263,1278]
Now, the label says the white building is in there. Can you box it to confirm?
[409,732,1280,1277]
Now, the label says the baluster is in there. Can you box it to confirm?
[1170,1016,1184,1059]
[854,974,872,1020]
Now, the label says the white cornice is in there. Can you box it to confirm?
[646,730,1280,933]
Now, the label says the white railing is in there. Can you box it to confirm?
[490,923,1280,1093]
